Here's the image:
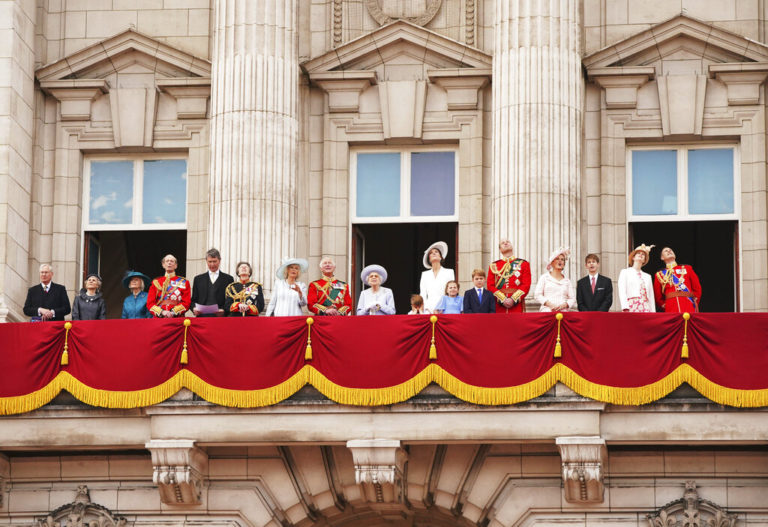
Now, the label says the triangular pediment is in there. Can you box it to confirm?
[36,29,210,82]
[302,20,491,73]
[584,14,768,69]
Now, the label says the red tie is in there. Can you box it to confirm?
[591,276,596,294]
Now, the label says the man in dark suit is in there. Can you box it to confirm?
[191,248,234,317]
[23,264,71,321]
[576,253,613,312]
[463,269,495,314]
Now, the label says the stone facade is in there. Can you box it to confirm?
[1,1,768,525]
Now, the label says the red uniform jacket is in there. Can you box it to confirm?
[147,274,191,317]
[653,264,701,313]
[487,258,531,313]
[307,277,353,315]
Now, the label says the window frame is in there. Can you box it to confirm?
[626,144,740,222]
[82,154,188,231]
[349,146,459,224]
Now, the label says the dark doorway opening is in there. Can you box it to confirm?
[629,221,737,312]
[84,230,187,318]
[352,223,458,314]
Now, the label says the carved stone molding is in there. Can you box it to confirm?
[365,0,442,27]
[309,71,377,113]
[37,485,127,527]
[555,436,606,504]
[157,78,211,119]
[428,68,491,110]
[588,67,655,109]
[465,0,475,46]
[709,63,768,106]
[347,439,408,518]
[648,481,737,527]
[146,439,208,505]
[333,0,343,46]
[379,80,427,138]
[657,73,707,136]
[39,79,109,121]
[0,453,7,507]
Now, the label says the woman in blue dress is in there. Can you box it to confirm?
[121,270,152,319]
[434,280,463,314]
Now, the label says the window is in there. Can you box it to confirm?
[351,148,457,223]
[83,157,188,230]
[628,146,737,221]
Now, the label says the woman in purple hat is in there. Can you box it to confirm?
[357,264,396,315]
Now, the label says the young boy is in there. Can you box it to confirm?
[408,294,428,314]
[463,269,495,313]
[576,253,613,311]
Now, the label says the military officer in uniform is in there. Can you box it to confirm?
[307,256,352,316]
[487,238,531,313]
[653,247,702,313]
[147,254,191,318]
[225,261,264,316]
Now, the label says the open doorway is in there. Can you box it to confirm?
[84,230,187,318]
[352,223,458,314]
[629,221,737,312]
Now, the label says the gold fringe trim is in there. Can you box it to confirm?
[4,363,768,415]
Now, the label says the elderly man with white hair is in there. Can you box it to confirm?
[307,256,352,316]
[23,264,71,321]
[147,254,191,318]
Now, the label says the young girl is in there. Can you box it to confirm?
[408,294,428,314]
[434,280,463,314]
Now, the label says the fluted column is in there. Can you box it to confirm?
[492,0,582,276]
[209,0,298,290]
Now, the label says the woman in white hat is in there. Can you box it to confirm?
[419,241,455,313]
[265,258,308,316]
[534,247,576,312]
[618,244,656,312]
[357,264,396,315]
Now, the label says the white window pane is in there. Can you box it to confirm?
[410,152,455,216]
[356,153,400,217]
[688,149,734,214]
[142,160,187,224]
[89,161,134,224]
[632,150,677,215]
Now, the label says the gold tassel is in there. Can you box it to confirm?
[554,313,563,358]
[429,315,438,360]
[681,312,690,359]
[61,322,72,366]
[181,318,191,365]
[305,317,314,360]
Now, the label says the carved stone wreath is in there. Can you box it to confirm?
[647,481,737,527]
[364,0,442,26]
[37,486,127,527]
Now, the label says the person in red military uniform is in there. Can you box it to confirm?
[653,247,701,313]
[307,256,352,316]
[147,254,191,318]
[487,238,531,313]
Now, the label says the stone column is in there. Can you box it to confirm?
[492,0,582,277]
[208,0,299,290]
[0,0,36,321]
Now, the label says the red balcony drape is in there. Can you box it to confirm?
[1,313,767,414]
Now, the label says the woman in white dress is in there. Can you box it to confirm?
[357,264,396,315]
[534,247,576,312]
[618,244,656,312]
[265,258,308,316]
[419,241,455,313]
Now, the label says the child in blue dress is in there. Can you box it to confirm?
[434,280,463,314]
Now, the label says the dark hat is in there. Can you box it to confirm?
[122,270,151,289]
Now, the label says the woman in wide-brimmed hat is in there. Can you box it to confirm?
[534,247,576,312]
[419,241,455,313]
[357,264,396,315]
[121,270,152,319]
[618,244,656,312]
[265,258,308,316]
